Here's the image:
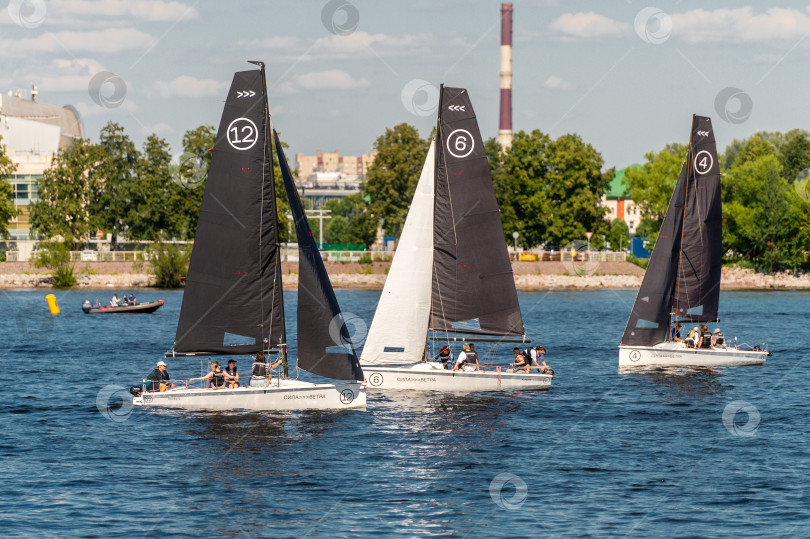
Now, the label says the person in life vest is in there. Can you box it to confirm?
[224,359,239,389]
[453,343,479,372]
[145,360,174,392]
[190,361,231,390]
[685,326,700,348]
[532,345,553,375]
[512,347,530,374]
[712,328,725,347]
[432,346,454,370]
[698,324,713,349]
[250,352,283,387]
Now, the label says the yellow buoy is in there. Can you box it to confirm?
[46,294,60,315]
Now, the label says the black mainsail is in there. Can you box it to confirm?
[173,67,284,355]
[274,131,364,382]
[430,85,525,337]
[621,115,722,346]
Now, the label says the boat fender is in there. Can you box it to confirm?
[81,300,92,313]
[129,386,143,397]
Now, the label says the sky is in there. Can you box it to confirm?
[2,0,810,170]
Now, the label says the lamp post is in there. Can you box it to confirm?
[512,231,519,253]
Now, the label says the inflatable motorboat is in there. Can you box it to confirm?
[82,299,164,314]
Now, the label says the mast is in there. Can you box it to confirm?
[251,60,289,378]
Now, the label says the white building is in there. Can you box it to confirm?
[0,87,83,239]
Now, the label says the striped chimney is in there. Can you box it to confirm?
[498,3,513,149]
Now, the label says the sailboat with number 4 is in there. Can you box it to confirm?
[618,114,770,368]
[132,62,365,410]
[359,85,551,391]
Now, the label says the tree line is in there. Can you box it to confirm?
[2,120,809,273]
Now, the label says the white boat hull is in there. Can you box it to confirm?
[362,362,552,391]
[618,343,768,368]
[132,379,366,411]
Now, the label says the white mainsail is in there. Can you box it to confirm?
[360,140,435,365]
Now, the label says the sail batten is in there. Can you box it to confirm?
[431,85,525,338]
[621,115,722,346]
[173,69,282,355]
[274,131,364,381]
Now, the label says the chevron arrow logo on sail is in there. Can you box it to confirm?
[448,105,465,111]
[237,91,256,98]
[696,130,710,136]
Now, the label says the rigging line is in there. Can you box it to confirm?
[676,142,691,319]
[259,78,267,352]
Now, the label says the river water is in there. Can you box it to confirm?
[0,288,806,537]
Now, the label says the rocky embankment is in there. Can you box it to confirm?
[0,261,808,290]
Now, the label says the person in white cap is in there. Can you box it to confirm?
[146,360,173,392]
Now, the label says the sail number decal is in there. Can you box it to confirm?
[227,118,258,151]
[446,128,474,159]
[693,150,713,175]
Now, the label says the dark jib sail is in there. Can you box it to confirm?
[274,131,364,381]
[430,85,525,337]
[173,68,284,355]
[621,115,722,346]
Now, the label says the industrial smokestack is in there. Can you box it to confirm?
[498,3,513,149]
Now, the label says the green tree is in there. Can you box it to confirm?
[493,130,611,248]
[32,237,77,287]
[723,154,804,271]
[147,239,190,288]
[0,135,18,238]
[363,123,428,237]
[622,143,687,239]
[607,218,630,251]
[90,122,139,248]
[30,139,99,241]
[324,194,376,246]
[779,130,810,184]
[128,134,176,240]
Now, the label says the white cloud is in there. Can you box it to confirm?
[294,70,369,91]
[140,122,174,136]
[242,31,432,61]
[0,28,156,55]
[550,12,630,39]
[74,98,140,119]
[0,0,199,25]
[153,76,229,98]
[544,75,574,91]
[671,7,810,44]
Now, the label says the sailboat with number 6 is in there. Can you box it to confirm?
[618,114,770,368]
[359,85,552,391]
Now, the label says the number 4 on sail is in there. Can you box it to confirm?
[618,115,771,368]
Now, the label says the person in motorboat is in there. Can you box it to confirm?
[120,294,129,305]
[249,352,283,387]
[190,361,230,390]
[110,293,121,307]
[145,360,174,392]
[128,293,136,305]
[225,359,239,389]
[453,343,479,372]
[712,328,725,348]
[432,346,454,370]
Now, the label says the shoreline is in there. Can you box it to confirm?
[1,262,809,290]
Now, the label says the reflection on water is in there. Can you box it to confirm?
[619,365,733,401]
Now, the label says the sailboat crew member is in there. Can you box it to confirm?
[453,343,479,372]
[250,352,283,387]
[432,346,454,370]
[145,360,173,392]
[190,361,233,390]
[225,359,239,389]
